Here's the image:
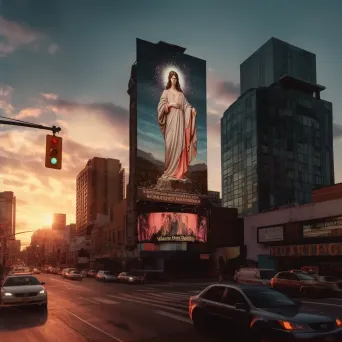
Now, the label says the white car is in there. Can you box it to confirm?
[1,274,47,310]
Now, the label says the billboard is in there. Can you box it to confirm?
[136,39,207,205]
[137,212,207,243]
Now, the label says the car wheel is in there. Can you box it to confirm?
[251,322,271,342]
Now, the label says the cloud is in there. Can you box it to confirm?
[48,43,59,55]
[0,92,130,247]
[0,16,59,57]
[0,84,15,115]
[41,93,58,101]
[16,107,42,119]
[333,123,342,139]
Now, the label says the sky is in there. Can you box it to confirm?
[1,0,342,248]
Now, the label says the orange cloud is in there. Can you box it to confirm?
[16,107,42,119]
[0,84,15,115]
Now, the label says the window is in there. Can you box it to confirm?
[221,288,247,306]
[201,286,225,302]
[244,288,295,308]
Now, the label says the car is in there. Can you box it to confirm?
[189,284,342,341]
[63,268,77,278]
[271,271,333,297]
[87,270,98,278]
[235,268,276,286]
[32,268,40,274]
[65,270,82,281]
[96,271,118,282]
[0,274,47,310]
[118,272,145,284]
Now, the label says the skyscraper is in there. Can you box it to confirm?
[76,157,125,236]
[0,191,16,238]
[221,38,334,216]
[240,37,317,94]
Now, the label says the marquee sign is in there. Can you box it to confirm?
[270,243,342,257]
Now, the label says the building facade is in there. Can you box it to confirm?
[0,191,16,237]
[207,191,222,207]
[52,213,66,231]
[221,39,334,216]
[240,37,317,95]
[244,192,342,276]
[76,157,125,236]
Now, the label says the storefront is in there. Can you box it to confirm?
[244,197,342,274]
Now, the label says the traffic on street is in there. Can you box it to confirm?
[1,273,342,341]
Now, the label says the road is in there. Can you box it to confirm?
[0,274,342,341]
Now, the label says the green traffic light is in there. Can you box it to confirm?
[50,157,58,165]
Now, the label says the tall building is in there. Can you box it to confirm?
[0,191,16,237]
[52,213,66,231]
[207,191,222,207]
[240,37,317,95]
[76,157,125,236]
[221,38,334,216]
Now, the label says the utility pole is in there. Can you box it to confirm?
[0,120,61,135]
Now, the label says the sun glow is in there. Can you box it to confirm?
[42,214,53,227]
[162,65,186,91]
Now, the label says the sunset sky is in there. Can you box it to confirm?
[1,0,342,248]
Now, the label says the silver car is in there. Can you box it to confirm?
[0,274,47,310]
[96,271,118,282]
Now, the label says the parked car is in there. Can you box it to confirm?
[189,283,342,340]
[316,275,342,297]
[1,274,47,310]
[271,271,333,297]
[96,271,118,282]
[235,268,276,286]
[81,269,88,277]
[63,268,77,278]
[65,270,82,281]
[87,270,98,278]
[118,272,145,284]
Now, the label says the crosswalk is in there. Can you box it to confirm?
[80,289,200,324]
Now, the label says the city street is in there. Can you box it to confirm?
[1,275,342,341]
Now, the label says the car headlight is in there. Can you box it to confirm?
[278,320,308,331]
[39,290,46,294]
[129,277,133,280]
[4,292,13,296]
[336,319,342,328]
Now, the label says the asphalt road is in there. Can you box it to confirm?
[1,274,342,341]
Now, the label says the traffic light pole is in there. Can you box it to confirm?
[0,120,61,135]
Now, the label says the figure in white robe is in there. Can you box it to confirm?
[157,71,197,181]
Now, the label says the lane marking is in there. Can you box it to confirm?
[115,293,188,309]
[92,297,119,305]
[302,301,342,308]
[160,292,190,299]
[81,297,99,304]
[53,303,123,341]
[47,277,94,292]
[155,310,192,324]
[107,294,187,314]
[144,292,189,302]
[188,290,200,294]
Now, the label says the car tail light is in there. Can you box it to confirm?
[189,296,193,307]
[336,319,342,328]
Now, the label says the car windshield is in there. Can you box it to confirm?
[260,270,276,279]
[244,288,296,308]
[297,273,315,280]
[4,276,41,286]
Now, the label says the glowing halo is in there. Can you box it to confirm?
[162,65,186,91]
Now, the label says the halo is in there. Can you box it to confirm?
[162,65,185,90]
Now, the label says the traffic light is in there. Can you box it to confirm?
[45,134,62,169]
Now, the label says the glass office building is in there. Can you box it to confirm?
[221,79,334,216]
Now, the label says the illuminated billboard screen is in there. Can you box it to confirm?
[137,212,207,243]
[136,39,207,205]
